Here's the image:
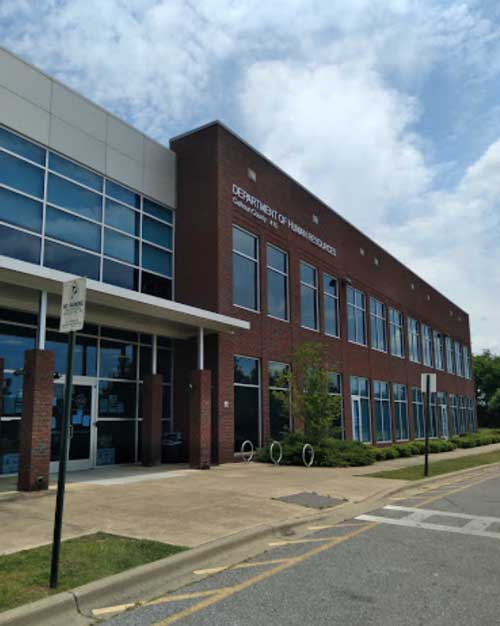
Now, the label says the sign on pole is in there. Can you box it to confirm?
[421,373,437,395]
[59,277,87,333]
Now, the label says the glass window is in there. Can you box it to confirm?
[2,373,25,416]
[268,361,290,440]
[143,198,173,223]
[455,341,463,377]
[0,187,42,233]
[463,346,471,379]
[350,376,371,442]
[389,308,404,357]
[45,331,97,377]
[44,240,100,280]
[468,398,475,432]
[429,392,438,437]
[0,127,45,164]
[408,318,421,363]
[324,274,339,337]
[450,394,459,435]
[267,245,288,321]
[104,198,140,236]
[98,381,137,418]
[96,420,135,465]
[445,336,455,374]
[141,272,172,300]
[459,396,467,433]
[300,262,318,330]
[412,388,424,439]
[49,153,103,192]
[0,323,36,370]
[234,356,260,451]
[0,419,20,472]
[157,348,172,383]
[347,287,366,345]
[394,384,409,440]
[102,259,139,291]
[374,380,392,442]
[142,216,173,250]
[104,228,139,265]
[422,324,433,367]
[0,223,41,265]
[47,174,102,221]
[106,180,140,209]
[328,372,343,438]
[438,391,449,439]
[434,331,444,370]
[99,340,137,380]
[46,206,101,252]
[142,243,172,277]
[232,226,259,311]
[0,151,44,198]
[370,298,387,352]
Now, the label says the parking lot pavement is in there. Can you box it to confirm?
[99,468,500,626]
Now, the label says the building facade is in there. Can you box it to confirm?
[0,47,475,485]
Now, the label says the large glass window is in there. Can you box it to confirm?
[370,298,387,352]
[105,198,140,236]
[394,384,409,441]
[328,372,343,438]
[438,391,449,439]
[455,341,463,377]
[232,226,259,311]
[324,275,339,337]
[433,331,444,371]
[104,229,139,265]
[0,126,45,164]
[408,318,421,363]
[300,262,318,330]
[44,240,100,280]
[47,174,102,222]
[412,388,424,439]
[268,361,290,440]
[234,356,260,451]
[463,346,471,379]
[0,224,40,265]
[459,396,468,433]
[445,336,455,374]
[46,206,101,252]
[389,308,404,358]
[450,394,459,435]
[347,287,366,345]
[422,324,433,367]
[429,392,438,438]
[374,381,391,442]
[350,376,371,442]
[0,187,42,233]
[0,151,44,198]
[49,153,103,192]
[267,245,288,321]
[99,340,137,380]
[468,398,475,432]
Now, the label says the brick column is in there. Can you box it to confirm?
[141,373,163,466]
[18,350,54,491]
[189,370,212,469]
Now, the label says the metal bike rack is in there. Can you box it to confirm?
[269,441,283,465]
[240,439,255,463]
[302,443,315,468]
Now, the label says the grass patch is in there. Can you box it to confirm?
[367,449,500,481]
[0,532,187,613]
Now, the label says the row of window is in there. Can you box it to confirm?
[0,125,174,300]
[232,225,471,380]
[233,355,475,451]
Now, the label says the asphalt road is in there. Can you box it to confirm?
[102,469,500,626]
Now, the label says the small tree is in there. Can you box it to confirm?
[286,342,340,443]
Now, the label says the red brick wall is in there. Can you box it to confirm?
[172,123,475,454]
[188,369,212,468]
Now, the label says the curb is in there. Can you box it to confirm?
[1,462,498,625]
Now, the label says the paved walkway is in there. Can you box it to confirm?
[0,443,499,556]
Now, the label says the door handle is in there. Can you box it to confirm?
[69,424,74,439]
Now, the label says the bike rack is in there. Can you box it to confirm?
[269,441,283,465]
[240,439,255,463]
[302,443,315,468]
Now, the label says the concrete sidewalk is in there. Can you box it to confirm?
[1,442,499,556]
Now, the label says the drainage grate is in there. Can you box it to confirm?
[274,492,345,510]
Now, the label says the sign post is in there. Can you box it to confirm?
[50,278,87,589]
[421,373,437,478]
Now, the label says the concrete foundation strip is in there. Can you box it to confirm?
[1,463,499,626]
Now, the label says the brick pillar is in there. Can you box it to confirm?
[141,373,163,466]
[189,370,212,469]
[18,350,54,491]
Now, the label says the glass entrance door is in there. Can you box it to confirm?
[50,379,96,472]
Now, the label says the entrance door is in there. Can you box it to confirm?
[50,378,97,472]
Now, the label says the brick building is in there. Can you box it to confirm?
[0,47,475,487]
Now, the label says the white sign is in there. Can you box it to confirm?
[59,278,87,333]
[232,184,336,256]
[421,373,437,394]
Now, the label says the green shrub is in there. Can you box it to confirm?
[428,439,456,453]
[452,431,500,448]
[395,444,414,457]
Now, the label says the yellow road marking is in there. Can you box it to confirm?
[146,588,232,606]
[307,522,362,531]
[416,472,498,508]
[92,603,136,617]
[151,523,375,626]
[194,558,290,576]
[268,538,329,547]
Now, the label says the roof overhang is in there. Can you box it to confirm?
[0,255,250,339]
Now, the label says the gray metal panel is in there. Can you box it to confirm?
[0,85,50,144]
[107,115,144,162]
[143,138,176,207]
[0,48,52,110]
[144,164,176,208]
[49,116,106,172]
[51,82,107,140]
[106,146,143,192]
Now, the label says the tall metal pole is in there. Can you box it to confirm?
[50,330,76,588]
[424,375,431,478]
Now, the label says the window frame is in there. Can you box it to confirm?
[389,308,405,358]
[370,297,387,353]
[373,380,392,443]
[347,286,367,347]
[408,317,421,363]
[232,224,260,313]
[268,360,291,439]
[266,243,289,322]
[299,261,319,331]
[421,324,433,367]
[323,273,340,338]
[393,383,409,442]
[233,354,261,451]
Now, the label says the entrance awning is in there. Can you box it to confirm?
[0,255,250,338]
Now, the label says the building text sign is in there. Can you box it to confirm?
[232,184,336,256]
[59,277,87,333]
